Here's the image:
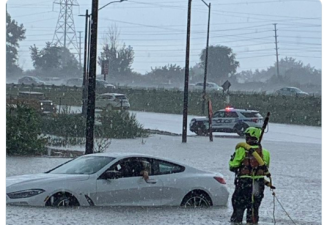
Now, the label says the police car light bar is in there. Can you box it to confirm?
[225,107,234,111]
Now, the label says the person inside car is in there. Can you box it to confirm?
[130,159,149,181]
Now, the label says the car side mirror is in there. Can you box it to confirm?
[104,170,120,179]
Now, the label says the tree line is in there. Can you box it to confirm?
[6,11,321,89]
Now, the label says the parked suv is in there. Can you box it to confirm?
[7,91,56,115]
[189,107,263,136]
[95,93,130,110]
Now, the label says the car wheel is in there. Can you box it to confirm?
[235,123,249,136]
[181,191,212,207]
[105,104,113,111]
[196,129,207,136]
[47,193,80,207]
[195,124,208,136]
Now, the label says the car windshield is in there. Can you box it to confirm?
[115,95,127,99]
[46,156,115,175]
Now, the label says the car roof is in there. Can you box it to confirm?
[100,93,125,96]
[67,78,83,81]
[81,152,189,167]
[18,91,44,95]
[217,108,259,113]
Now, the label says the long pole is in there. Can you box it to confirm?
[202,2,211,115]
[81,10,89,117]
[182,0,192,143]
[85,0,99,154]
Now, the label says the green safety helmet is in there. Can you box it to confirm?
[244,127,262,141]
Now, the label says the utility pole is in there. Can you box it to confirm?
[85,0,99,155]
[182,0,192,143]
[78,31,82,68]
[274,23,280,78]
[201,1,211,115]
[80,10,90,118]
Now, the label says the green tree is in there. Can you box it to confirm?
[6,11,26,75]
[98,26,134,77]
[145,64,184,84]
[199,45,239,83]
[30,42,81,78]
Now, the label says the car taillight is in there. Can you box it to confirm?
[252,118,258,123]
[214,176,226,184]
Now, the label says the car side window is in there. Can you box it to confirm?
[213,112,220,118]
[225,112,238,118]
[108,158,150,178]
[151,159,185,175]
[213,111,224,118]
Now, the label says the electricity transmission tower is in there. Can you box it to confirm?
[52,0,79,54]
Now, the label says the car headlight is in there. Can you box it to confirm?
[7,189,45,199]
[40,103,43,106]
[50,102,53,105]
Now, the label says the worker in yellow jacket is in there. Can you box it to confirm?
[229,127,274,224]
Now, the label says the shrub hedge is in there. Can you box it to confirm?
[6,104,47,155]
[6,85,321,126]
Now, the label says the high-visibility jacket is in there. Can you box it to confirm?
[229,145,270,179]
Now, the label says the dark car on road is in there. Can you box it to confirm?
[7,91,56,115]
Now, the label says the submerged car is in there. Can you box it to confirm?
[190,107,263,136]
[6,153,229,207]
[95,93,130,110]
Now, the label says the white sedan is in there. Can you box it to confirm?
[6,153,229,207]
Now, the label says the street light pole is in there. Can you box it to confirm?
[84,0,126,154]
[182,0,192,143]
[201,1,211,115]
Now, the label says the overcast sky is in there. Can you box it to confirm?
[6,0,322,75]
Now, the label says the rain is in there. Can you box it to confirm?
[5,0,324,225]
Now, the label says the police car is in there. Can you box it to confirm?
[189,107,264,136]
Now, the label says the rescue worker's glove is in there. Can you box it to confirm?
[260,164,271,177]
[265,181,276,189]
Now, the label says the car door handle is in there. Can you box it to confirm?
[145,179,157,184]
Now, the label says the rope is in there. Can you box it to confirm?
[272,190,276,224]
[271,190,297,225]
